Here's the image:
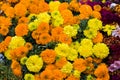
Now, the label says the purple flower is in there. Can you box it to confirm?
[112,24,120,38]
[100,9,120,25]
[109,61,120,72]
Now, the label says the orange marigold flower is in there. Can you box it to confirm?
[91,11,101,19]
[35,74,41,80]
[0,17,11,28]
[40,69,53,80]
[15,23,28,36]
[93,31,103,43]
[45,64,56,70]
[28,3,39,14]
[32,30,40,39]
[40,49,56,64]
[19,0,30,8]
[73,58,87,72]
[0,42,7,53]
[94,63,110,80]
[93,5,102,12]
[53,69,65,80]
[55,57,67,69]
[11,60,22,76]
[79,14,88,20]
[38,33,52,45]
[79,4,93,17]
[4,7,14,18]
[18,17,29,24]
[25,42,33,50]
[0,26,9,36]
[69,0,81,12]
[10,46,28,60]
[38,1,49,12]
[59,33,72,45]
[51,27,64,41]
[37,22,50,33]
[4,36,12,46]
[93,58,102,64]
[60,9,74,25]
[14,3,27,17]
[66,75,80,80]
[1,3,10,11]
[59,2,69,12]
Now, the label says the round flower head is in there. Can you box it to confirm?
[73,70,81,78]
[93,43,109,59]
[49,1,60,11]
[24,73,35,80]
[20,57,28,65]
[55,43,70,57]
[25,55,43,72]
[8,36,25,49]
[88,18,102,30]
[78,45,93,58]
[84,29,97,39]
[61,62,73,74]
[80,38,93,47]
[63,25,78,37]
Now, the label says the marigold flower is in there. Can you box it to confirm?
[8,36,26,49]
[59,2,69,12]
[25,42,33,50]
[92,31,103,43]
[73,58,87,72]
[28,3,39,14]
[59,33,72,45]
[38,1,49,12]
[0,26,9,36]
[94,63,110,80]
[24,73,35,80]
[80,38,93,47]
[84,29,97,39]
[11,60,22,76]
[79,4,93,17]
[18,17,29,24]
[4,7,14,18]
[93,5,102,12]
[20,57,28,65]
[93,43,109,59]
[40,49,56,64]
[63,25,78,37]
[37,22,49,33]
[15,23,28,36]
[38,33,52,45]
[92,11,101,19]
[53,69,65,80]
[14,3,27,17]
[66,75,80,80]
[25,55,43,72]
[49,1,60,12]
[55,57,67,69]
[40,69,53,80]
[61,62,73,74]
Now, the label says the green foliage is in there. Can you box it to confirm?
[0,63,20,80]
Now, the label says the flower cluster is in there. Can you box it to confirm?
[0,0,120,80]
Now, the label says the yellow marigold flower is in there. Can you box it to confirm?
[61,62,73,74]
[55,43,70,57]
[28,14,37,22]
[93,43,109,59]
[24,73,35,80]
[73,70,81,78]
[80,38,93,47]
[51,10,61,19]
[20,57,28,65]
[37,12,50,23]
[49,1,61,12]
[28,22,38,31]
[78,46,93,58]
[25,55,43,72]
[52,17,64,27]
[84,29,97,39]
[8,36,25,49]
[64,25,78,37]
[70,41,80,51]
[103,24,115,36]
[4,49,11,60]
[88,18,102,30]
[67,48,78,61]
